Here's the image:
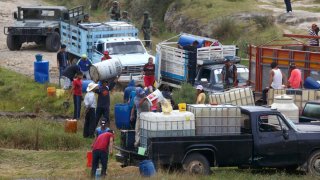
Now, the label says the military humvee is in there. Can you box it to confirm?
[4,6,85,52]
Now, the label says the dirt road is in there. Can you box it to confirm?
[0,0,59,84]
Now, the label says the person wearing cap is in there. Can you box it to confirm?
[77,54,93,80]
[120,11,131,23]
[196,85,206,104]
[109,1,121,21]
[95,78,117,126]
[130,87,150,147]
[95,119,110,137]
[308,24,319,46]
[221,58,238,89]
[69,71,84,120]
[91,129,114,178]
[287,63,302,89]
[83,82,99,138]
[178,40,199,86]
[141,11,152,48]
[101,51,112,61]
[57,44,69,87]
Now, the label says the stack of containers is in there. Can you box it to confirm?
[209,87,255,106]
[267,89,320,110]
[187,104,242,136]
[139,110,195,148]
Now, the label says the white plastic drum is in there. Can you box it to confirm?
[90,58,122,82]
[271,94,299,123]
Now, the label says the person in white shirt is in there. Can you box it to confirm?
[262,62,285,104]
[83,82,98,138]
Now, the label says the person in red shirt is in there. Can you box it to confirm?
[101,51,112,61]
[143,57,155,92]
[69,72,83,120]
[91,130,114,178]
[287,63,302,89]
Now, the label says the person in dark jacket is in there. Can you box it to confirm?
[57,44,69,87]
[95,78,117,126]
[123,80,136,103]
[62,65,80,89]
[179,40,199,86]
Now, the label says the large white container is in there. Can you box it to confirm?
[209,87,254,106]
[89,58,122,82]
[187,104,242,135]
[271,95,299,123]
[139,110,196,148]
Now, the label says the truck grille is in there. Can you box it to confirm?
[122,65,143,75]
[11,28,43,35]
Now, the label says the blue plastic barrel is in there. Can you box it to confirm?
[35,54,43,62]
[178,34,205,48]
[115,104,131,129]
[304,77,320,89]
[139,160,156,177]
[82,80,93,92]
[34,61,49,83]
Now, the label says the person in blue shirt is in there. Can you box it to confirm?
[77,54,92,80]
[95,78,117,126]
[95,119,110,137]
[123,80,136,103]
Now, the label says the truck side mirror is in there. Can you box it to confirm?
[13,12,18,19]
[282,129,289,140]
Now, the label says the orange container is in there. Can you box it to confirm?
[47,87,56,96]
[87,151,93,167]
[64,119,77,133]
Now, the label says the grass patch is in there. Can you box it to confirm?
[0,148,315,179]
[172,83,197,104]
[0,117,91,150]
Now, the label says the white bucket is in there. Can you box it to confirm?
[146,89,165,105]
[89,58,122,82]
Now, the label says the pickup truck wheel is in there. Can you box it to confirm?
[307,150,320,176]
[7,35,21,50]
[45,32,60,52]
[182,153,210,175]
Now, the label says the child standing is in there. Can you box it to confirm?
[83,82,98,138]
[70,72,83,120]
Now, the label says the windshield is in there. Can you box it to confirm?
[302,103,320,118]
[106,41,146,55]
[20,9,59,20]
[214,67,249,83]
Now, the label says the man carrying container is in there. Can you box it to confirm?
[77,54,92,80]
[91,129,114,178]
[57,44,69,87]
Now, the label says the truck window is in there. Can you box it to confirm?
[198,68,211,82]
[241,114,252,134]
[214,67,249,84]
[302,103,320,118]
[258,115,289,132]
[97,43,103,54]
[106,41,146,55]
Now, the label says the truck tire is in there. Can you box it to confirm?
[45,32,60,52]
[307,150,320,176]
[182,153,210,175]
[7,35,21,50]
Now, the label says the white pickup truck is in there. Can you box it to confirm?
[60,21,153,83]
[155,33,247,91]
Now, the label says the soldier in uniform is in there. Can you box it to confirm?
[109,1,121,21]
[120,11,131,23]
[141,11,152,48]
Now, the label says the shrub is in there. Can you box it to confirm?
[212,17,241,42]
[172,83,196,104]
[252,15,275,29]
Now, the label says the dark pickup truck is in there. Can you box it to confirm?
[115,106,320,176]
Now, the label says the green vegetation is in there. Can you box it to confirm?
[172,83,197,104]
[0,117,91,150]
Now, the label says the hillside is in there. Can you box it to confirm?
[44,0,320,57]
